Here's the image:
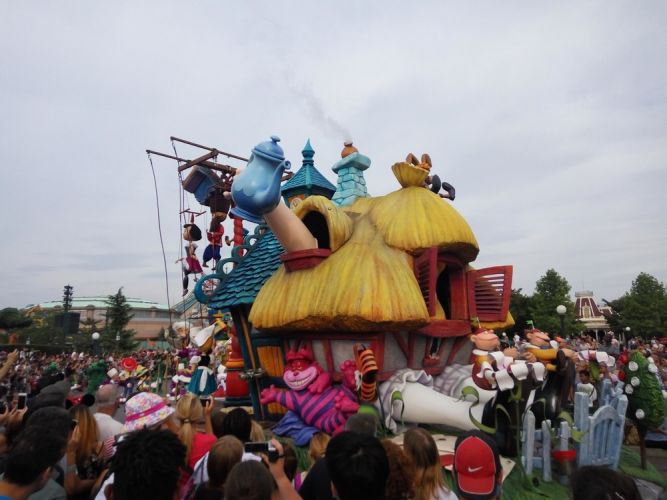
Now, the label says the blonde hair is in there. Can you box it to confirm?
[250,420,265,443]
[69,404,100,465]
[403,428,448,500]
[175,393,203,458]
[308,432,330,466]
[208,435,244,490]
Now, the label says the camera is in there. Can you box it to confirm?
[244,441,279,462]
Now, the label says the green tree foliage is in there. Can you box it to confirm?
[529,269,580,337]
[67,317,103,352]
[13,309,64,347]
[104,288,138,352]
[0,308,32,330]
[606,273,667,339]
[79,317,101,336]
[507,288,534,335]
[624,351,665,431]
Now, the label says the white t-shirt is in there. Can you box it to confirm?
[432,485,458,500]
[94,412,125,442]
[191,451,261,485]
[577,382,597,407]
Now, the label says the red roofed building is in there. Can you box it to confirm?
[575,290,611,341]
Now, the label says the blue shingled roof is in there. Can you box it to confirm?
[282,164,336,195]
[206,230,284,309]
[281,139,335,196]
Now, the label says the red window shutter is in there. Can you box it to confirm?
[467,266,513,322]
[413,247,438,316]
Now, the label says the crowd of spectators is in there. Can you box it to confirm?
[0,331,661,499]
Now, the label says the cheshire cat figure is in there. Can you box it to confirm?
[260,347,359,437]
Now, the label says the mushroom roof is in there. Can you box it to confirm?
[249,214,430,331]
[368,186,479,262]
[249,159,481,331]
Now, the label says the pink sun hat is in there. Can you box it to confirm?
[124,392,174,432]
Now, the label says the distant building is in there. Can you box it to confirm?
[31,296,175,342]
[574,291,611,340]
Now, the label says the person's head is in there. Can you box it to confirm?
[403,428,448,500]
[453,430,503,500]
[224,460,275,500]
[579,369,590,384]
[207,435,244,490]
[95,384,120,412]
[344,413,377,437]
[4,426,66,493]
[108,428,185,500]
[69,404,100,463]
[175,393,204,458]
[326,431,389,500]
[570,465,640,500]
[308,432,331,465]
[282,443,298,483]
[250,420,265,443]
[27,390,66,416]
[25,406,72,442]
[183,223,202,242]
[382,439,415,500]
[221,408,252,443]
[211,411,227,438]
[123,392,175,433]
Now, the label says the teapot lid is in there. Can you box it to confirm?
[252,135,286,162]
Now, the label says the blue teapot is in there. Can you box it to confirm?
[231,135,291,224]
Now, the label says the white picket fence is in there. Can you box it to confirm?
[575,379,628,469]
[521,379,628,481]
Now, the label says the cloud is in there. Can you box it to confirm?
[0,1,666,309]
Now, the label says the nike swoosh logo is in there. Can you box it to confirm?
[468,466,483,473]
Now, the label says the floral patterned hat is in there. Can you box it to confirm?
[124,392,174,431]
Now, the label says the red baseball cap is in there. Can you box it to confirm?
[454,430,501,497]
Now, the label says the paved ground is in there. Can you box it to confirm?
[627,446,667,500]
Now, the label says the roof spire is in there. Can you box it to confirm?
[281,139,336,204]
[301,139,315,166]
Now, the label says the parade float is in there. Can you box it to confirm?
[145,135,643,495]
[192,137,525,433]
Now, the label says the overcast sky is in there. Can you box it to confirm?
[1,1,666,310]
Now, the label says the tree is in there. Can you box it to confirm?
[13,309,62,347]
[609,273,667,339]
[79,317,101,336]
[507,288,534,336]
[104,288,138,352]
[0,308,32,331]
[69,317,103,352]
[530,269,580,337]
[619,351,665,468]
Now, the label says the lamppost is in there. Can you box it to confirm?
[625,326,631,346]
[92,332,101,356]
[556,304,566,339]
[26,337,31,347]
[115,331,120,352]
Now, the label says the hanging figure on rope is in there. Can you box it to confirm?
[176,215,204,296]
[202,220,225,269]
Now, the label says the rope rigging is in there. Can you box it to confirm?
[147,152,173,332]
